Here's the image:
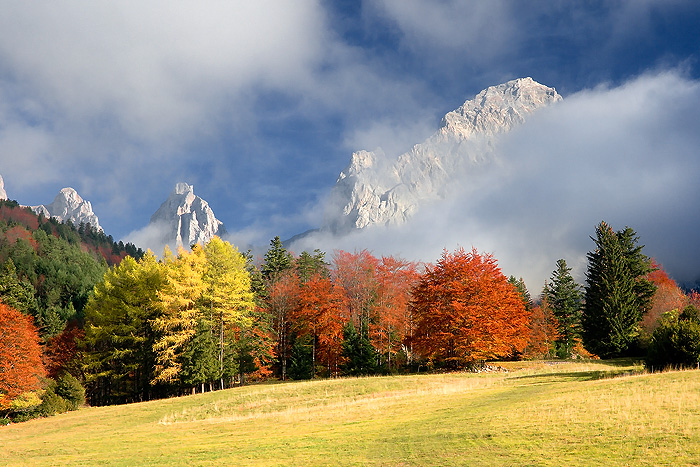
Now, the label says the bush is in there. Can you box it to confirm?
[646,306,700,371]
[54,373,85,410]
[37,386,68,417]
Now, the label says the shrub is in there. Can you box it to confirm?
[54,373,85,410]
[37,386,68,417]
[646,306,700,370]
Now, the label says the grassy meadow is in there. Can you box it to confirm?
[2,360,700,466]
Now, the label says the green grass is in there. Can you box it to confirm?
[3,360,700,466]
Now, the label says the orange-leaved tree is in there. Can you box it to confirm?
[374,256,420,369]
[0,302,45,410]
[411,248,530,368]
[292,273,347,377]
[641,260,688,334]
[523,292,558,359]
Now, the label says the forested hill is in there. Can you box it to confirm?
[0,199,144,337]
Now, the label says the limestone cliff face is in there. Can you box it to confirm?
[0,175,6,200]
[324,77,562,232]
[149,182,225,248]
[32,187,101,230]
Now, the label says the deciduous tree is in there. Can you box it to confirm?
[0,302,45,411]
[411,248,530,367]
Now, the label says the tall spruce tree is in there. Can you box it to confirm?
[544,259,582,358]
[508,276,533,311]
[582,222,655,357]
[261,236,293,284]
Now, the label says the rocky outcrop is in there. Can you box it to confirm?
[0,175,6,200]
[149,182,225,248]
[32,187,101,230]
[324,77,562,232]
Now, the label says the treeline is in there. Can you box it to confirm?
[1,220,699,421]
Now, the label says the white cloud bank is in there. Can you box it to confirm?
[291,71,700,291]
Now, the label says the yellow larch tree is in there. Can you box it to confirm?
[151,245,206,384]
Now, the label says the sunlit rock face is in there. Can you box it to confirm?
[149,182,225,249]
[0,175,6,200]
[32,187,101,230]
[324,77,562,232]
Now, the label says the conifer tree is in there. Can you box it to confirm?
[202,237,255,388]
[261,236,293,284]
[82,253,165,404]
[544,259,582,358]
[152,246,206,384]
[582,222,655,357]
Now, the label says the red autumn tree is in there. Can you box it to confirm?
[641,260,688,334]
[265,270,300,380]
[43,321,85,379]
[292,273,347,377]
[523,292,558,359]
[331,250,378,329]
[411,248,530,367]
[374,256,420,369]
[0,302,46,410]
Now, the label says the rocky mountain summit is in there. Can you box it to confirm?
[323,77,561,232]
[0,175,7,200]
[32,187,101,230]
[149,182,225,248]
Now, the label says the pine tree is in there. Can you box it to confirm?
[544,259,582,358]
[582,222,655,357]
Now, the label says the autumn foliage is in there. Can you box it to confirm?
[411,248,530,367]
[0,302,45,409]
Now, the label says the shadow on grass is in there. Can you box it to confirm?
[510,367,645,384]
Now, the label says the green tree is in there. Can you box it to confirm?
[545,259,583,358]
[582,222,655,357]
[508,276,532,311]
[341,321,377,376]
[0,259,38,319]
[646,305,700,370]
[261,236,293,284]
[180,320,220,394]
[82,253,165,405]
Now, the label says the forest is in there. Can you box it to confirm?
[1,201,699,422]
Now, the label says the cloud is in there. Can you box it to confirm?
[291,71,700,292]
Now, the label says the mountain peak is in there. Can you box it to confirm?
[31,187,101,230]
[149,182,225,248]
[324,78,561,232]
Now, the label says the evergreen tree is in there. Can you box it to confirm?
[295,249,328,283]
[261,236,293,284]
[341,321,377,376]
[582,222,655,357]
[0,259,38,320]
[180,320,220,393]
[508,276,532,311]
[544,259,582,358]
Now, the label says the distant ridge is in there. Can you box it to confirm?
[323,77,561,232]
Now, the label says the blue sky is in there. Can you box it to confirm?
[1,1,699,287]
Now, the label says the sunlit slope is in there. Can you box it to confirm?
[2,361,699,467]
